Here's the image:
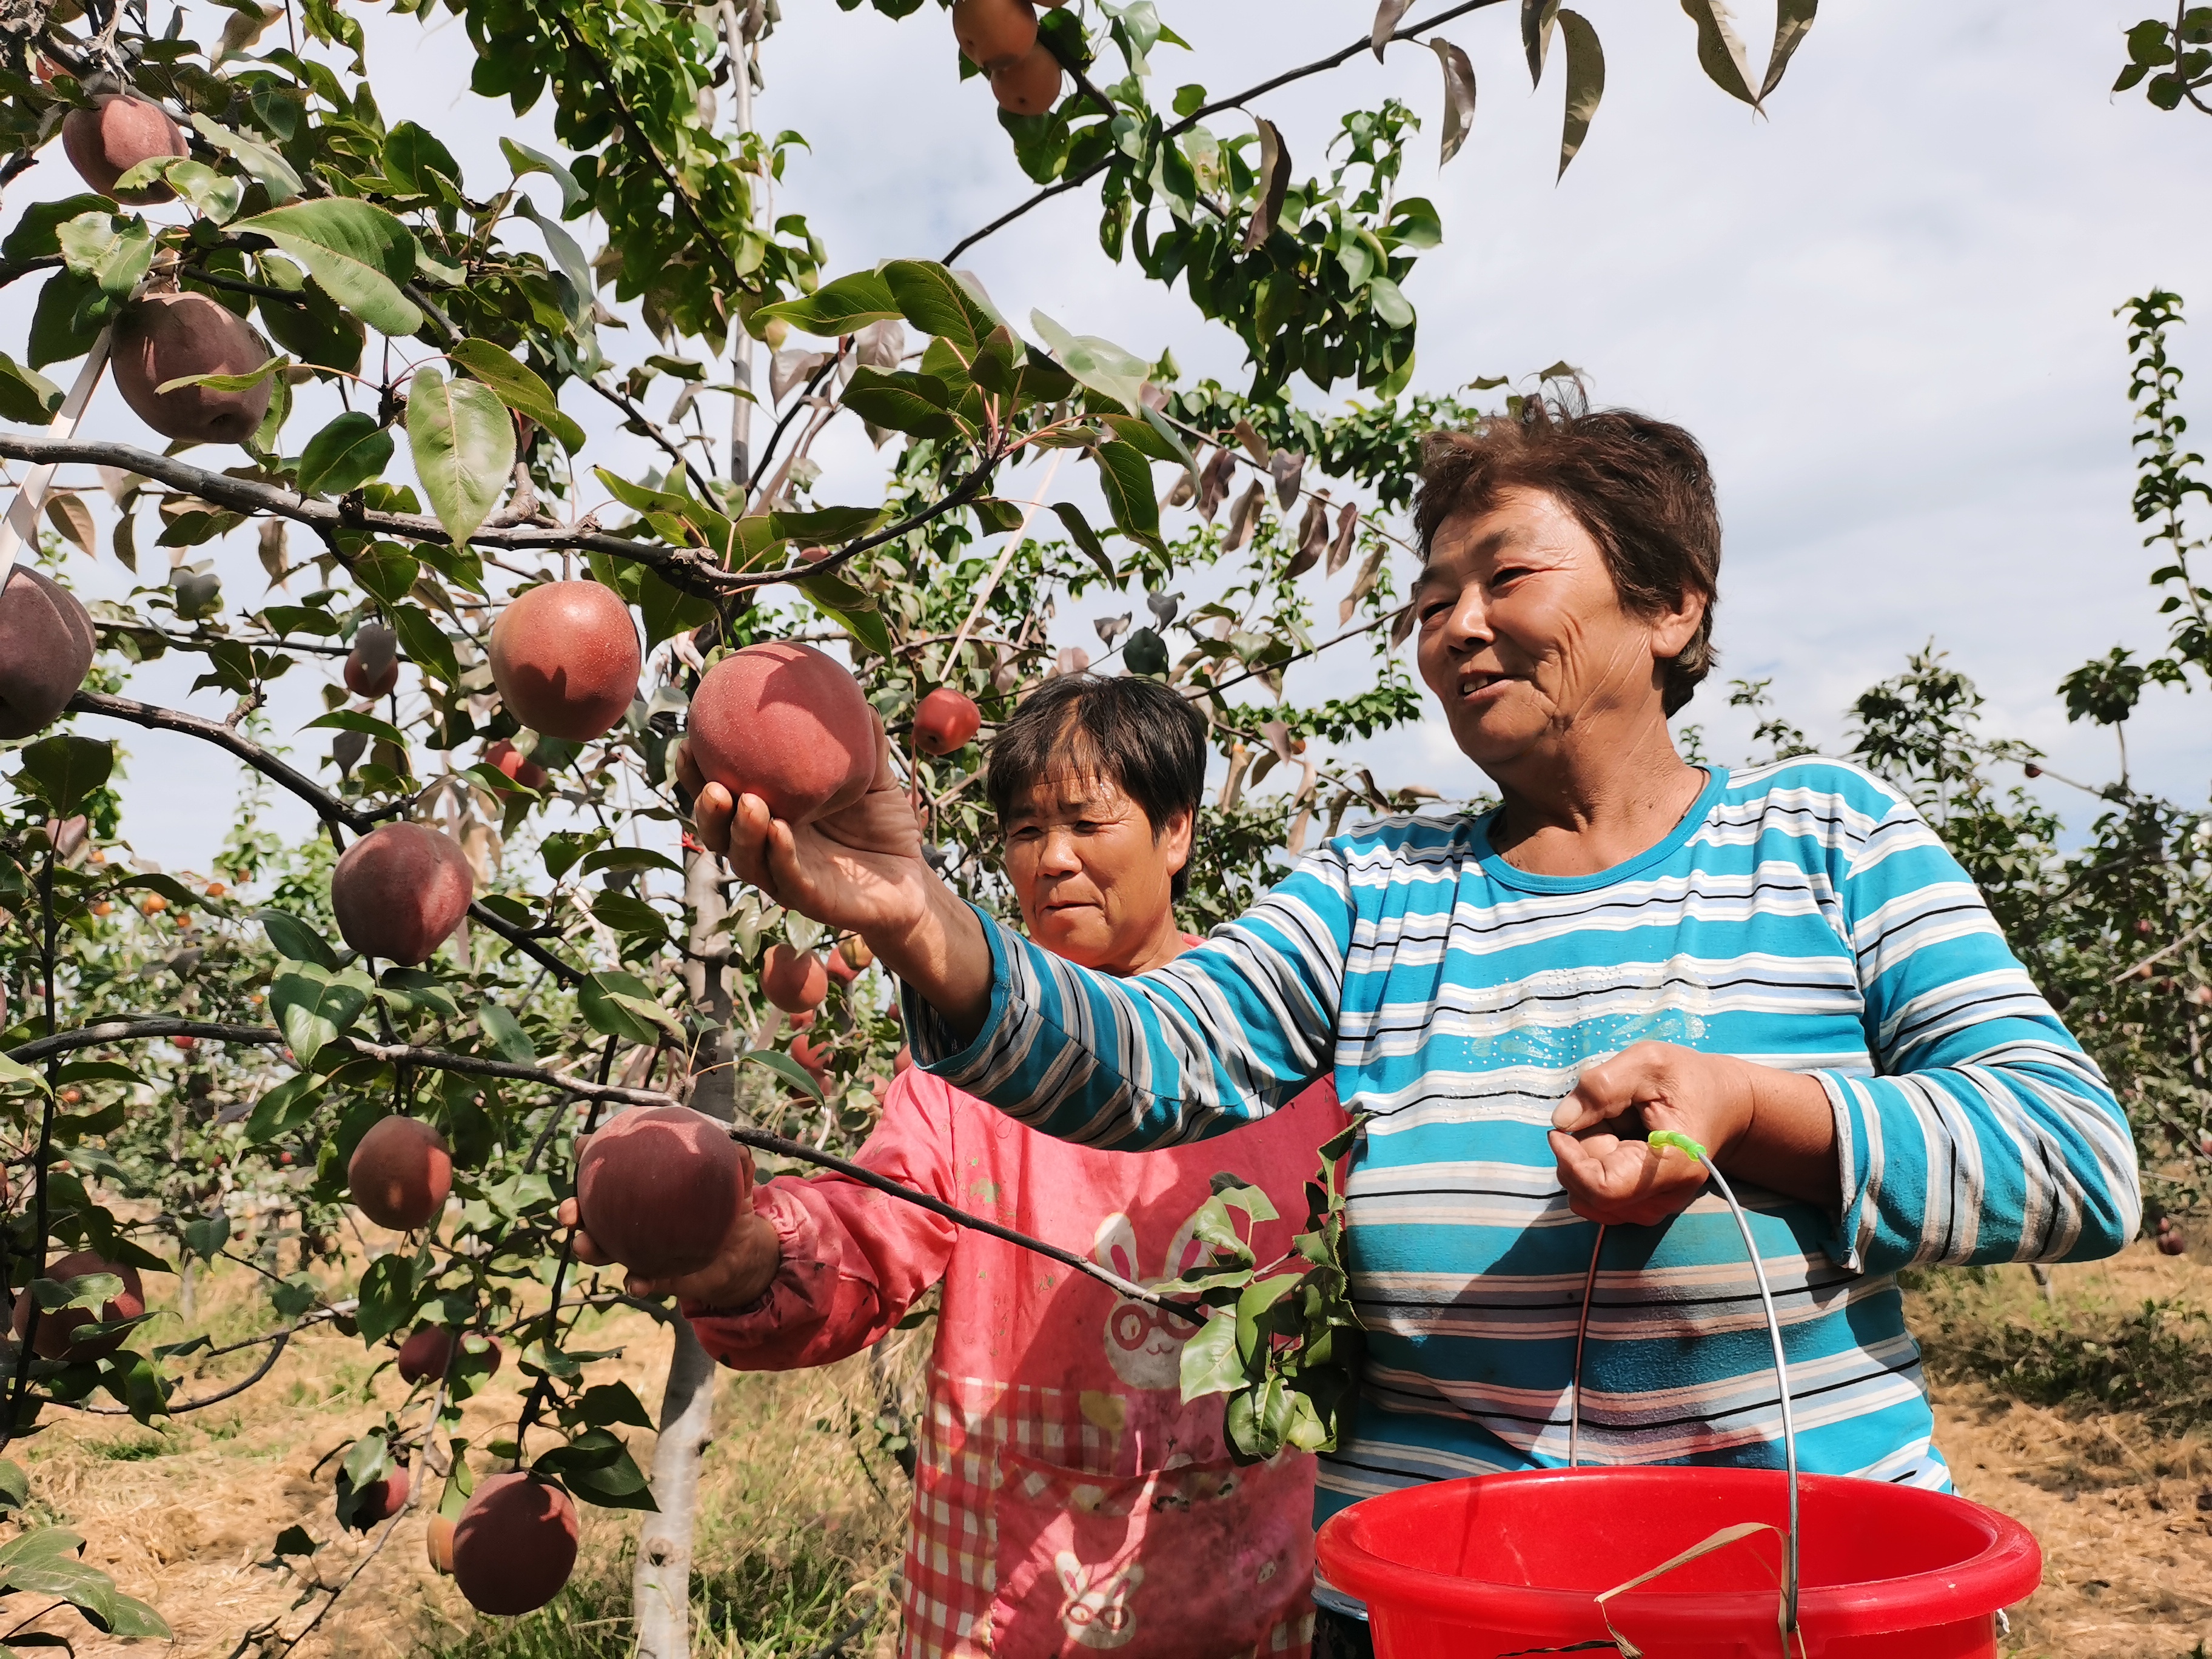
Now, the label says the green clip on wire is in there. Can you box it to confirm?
[1648,1129,1709,1164]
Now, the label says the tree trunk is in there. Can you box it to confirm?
[633,1315,719,1659]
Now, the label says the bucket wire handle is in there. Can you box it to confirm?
[1566,1128,1801,1645]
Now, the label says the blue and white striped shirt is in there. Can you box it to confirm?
[907,760,2140,1520]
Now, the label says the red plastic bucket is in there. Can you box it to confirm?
[1316,1467,2041,1658]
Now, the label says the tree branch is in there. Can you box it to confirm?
[4,1018,1207,1319]
[943,0,1505,264]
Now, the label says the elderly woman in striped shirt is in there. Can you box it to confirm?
[700,403,2139,1618]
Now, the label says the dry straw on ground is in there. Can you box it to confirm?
[4,1241,2208,1658]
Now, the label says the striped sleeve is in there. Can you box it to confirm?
[1818,796,2142,1275]
[900,843,1352,1149]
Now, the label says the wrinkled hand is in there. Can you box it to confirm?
[683,718,936,944]
[1547,1042,1757,1227]
[557,1136,783,1307]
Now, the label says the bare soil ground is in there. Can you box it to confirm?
[4,1242,2207,1658]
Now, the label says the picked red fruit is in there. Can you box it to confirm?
[347,1116,453,1230]
[574,1105,748,1280]
[686,642,875,825]
[488,580,641,742]
[330,822,474,965]
[452,1473,579,1617]
[10,1250,144,1361]
[763,942,829,1012]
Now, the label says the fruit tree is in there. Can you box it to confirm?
[0,1,1834,1651]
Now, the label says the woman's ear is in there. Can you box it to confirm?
[1648,588,1706,661]
[1159,807,1195,879]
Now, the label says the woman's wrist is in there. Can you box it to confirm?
[1718,1059,1840,1212]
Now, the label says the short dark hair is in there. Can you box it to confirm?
[1413,401,1721,716]
[985,674,1206,902]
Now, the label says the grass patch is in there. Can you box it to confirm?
[82,1433,174,1461]
[420,1534,883,1659]
[1907,1264,2212,1435]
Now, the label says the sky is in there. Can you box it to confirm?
[4,0,2209,874]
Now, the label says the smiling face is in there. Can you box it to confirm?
[1004,768,1193,975]
[1413,486,1704,786]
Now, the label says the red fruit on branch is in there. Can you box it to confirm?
[488,581,642,742]
[111,291,274,445]
[575,1105,748,1279]
[10,1250,144,1361]
[825,945,859,986]
[451,1474,579,1617]
[348,1116,454,1230]
[344,623,400,699]
[952,0,1036,67]
[686,642,875,825]
[60,94,188,203]
[791,1030,831,1078]
[991,43,1062,114]
[914,688,982,757]
[763,943,829,1012]
[0,567,97,741]
[427,1514,457,1575]
[483,739,549,790]
[330,822,474,965]
[340,1459,411,1530]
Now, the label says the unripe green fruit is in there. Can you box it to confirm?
[0,567,96,740]
[110,292,273,446]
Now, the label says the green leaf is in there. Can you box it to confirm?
[354,1253,423,1344]
[296,411,394,495]
[477,1002,534,1065]
[881,260,996,360]
[1029,310,1150,412]
[1124,626,1168,677]
[27,267,108,369]
[796,571,895,659]
[96,1590,172,1640]
[757,269,901,337]
[0,351,63,424]
[244,1073,325,1144]
[14,734,115,817]
[839,367,955,439]
[233,199,423,336]
[304,709,408,746]
[387,602,460,685]
[191,114,303,203]
[0,1549,118,1629]
[1051,501,1118,584]
[0,1460,27,1512]
[55,210,155,298]
[1760,0,1817,100]
[576,1382,654,1430]
[1235,1273,1297,1364]
[1523,0,1561,82]
[1088,441,1164,554]
[1557,10,1606,178]
[1178,1312,1244,1399]
[3,195,115,261]
[447,338,585,453]
[270,962,369,1067]
[768,505,891,543]
[183,1212,230,1262]
[1679,0,1756,104]
[155,354,289,396]
[405,367,515,548]
[578,971,680,1045]
[500,138,585,214]
[743,1048,823,1104]
[352,543,420,608]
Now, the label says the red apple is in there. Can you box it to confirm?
[330,822,474,965]
[60,94,187,203]
[686,643,875,825]
[0,567,97,741]
[340,1458,411,1530]
[452,1473,579,1617]
[914,688,982,757]
[10,1250,144,1361]
[488,580,641,742]
[483,738,549,790]
[347,1116,453,1230]
[762,943,828,1013]
[574,1105,748,1279]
